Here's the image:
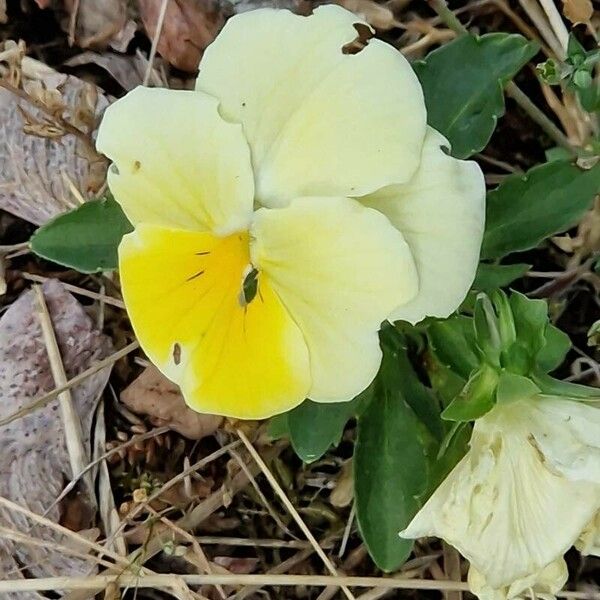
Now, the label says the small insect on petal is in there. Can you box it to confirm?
[239,267,259,306]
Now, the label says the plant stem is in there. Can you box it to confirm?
[428,0,577,157]
[429,0,468,35]
[505,81,576,154]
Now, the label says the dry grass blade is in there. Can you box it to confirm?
[0,340,139,427]
[34,285,95,502]
[23,272,125,308]
[236,429,356,600]
[143,0,169,86]
[114,440,242,552]
[41,425,170,521]
[1,574,599,596]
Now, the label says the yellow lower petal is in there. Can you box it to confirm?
[119,224,310,419]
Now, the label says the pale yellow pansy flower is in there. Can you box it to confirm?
[468,560,568,600]
[400,396,600,598]
[97,6,485,418]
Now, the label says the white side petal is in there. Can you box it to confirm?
[362,128,485,323]
[577,511,600,556]
[400,400,600,588]
[468,560,568,600]
[525,397,600,483]
[97,87,254,234]
[251,197,418,401]
[196,5,426,207]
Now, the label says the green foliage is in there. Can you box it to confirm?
[537,34,600,112]
[428,316,479,379]
[495,372,540,405]
[482,160,600,259]
[354,328,437,571]
[442,364,498,421]
[427,291,584,422]
[30,197,133,273]
[286,398,360,463]
[473,263,530,292]
[414,33,538,158]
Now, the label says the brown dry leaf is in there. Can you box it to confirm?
[121,365,223,439]
[65,0,131,49]
[0,279,113,599]
[0,51,109,225]
[0,1,7,24]
[330,459,353,508]
[64,51,147,91]
[562,0,593,24]
[137,0,231,72]
[213,555,260,573]
[337,0,399,30]
[230,0,310,12]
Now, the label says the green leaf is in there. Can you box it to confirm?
[287,399,358,463]
[429,421,471,492]
[30,197,133,273]
[442,364,499,421]
[508,292,548,357]
[537,325,571,372]
[354,336,434,571]
[428,316,479,379]
[482,160,600,259]
[532,370,600,399]
[267,413,290,440]
[473,262,530,291]
[414,33,538,158]
[496,372,540,405]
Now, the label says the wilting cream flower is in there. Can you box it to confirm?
[468,560,568,600]
[97,6,484,418]
[400,395,600,599]
[577,511,600,556]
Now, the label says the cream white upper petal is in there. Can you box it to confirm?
[400,399,600,588]
[96,86,254,234]
[523,397,600,483]
[362,127,485,323]
[468,560,568,600]
[250,197,418,402]
[196,5,426,207]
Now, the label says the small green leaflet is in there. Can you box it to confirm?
[414,33,538,159]
[482,160,600,259]
[354,329,436,571]
[286,398,360,463]
[473,262,530,292]
[30,197,133,273]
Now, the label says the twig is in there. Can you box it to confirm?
[428,0,467,35]
[518,0,565,58]
[21,273,126,309]
[339,503,356,558]
[505,81,576,154]
[144,0,169,86]
[237,429,356,600]
[228,447,296,539]
[34,286,95,502]
[40,426,170,521]
[1,574,600,597]
[537,0,569,54]
[0,496,135,571]
[113,441,242,551]
[0,341,139,427]
[68,0,81,46]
